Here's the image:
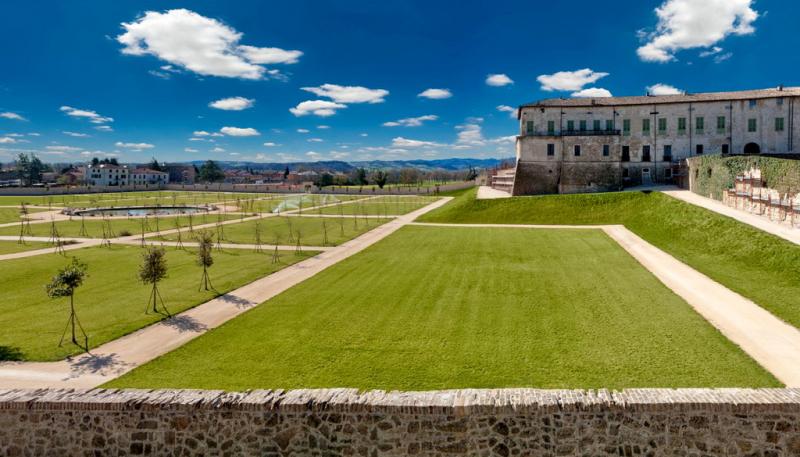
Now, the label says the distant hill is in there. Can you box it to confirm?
[187,157,510,172]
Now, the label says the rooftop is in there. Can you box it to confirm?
[520,87,800,111]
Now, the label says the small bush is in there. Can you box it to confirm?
[118,230,132,237]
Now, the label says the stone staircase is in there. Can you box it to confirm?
[490,168,516,193]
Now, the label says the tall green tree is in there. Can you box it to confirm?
[355,167,368,185]
[371,170,388,189]
[147,157,164,172]
[46,258,89,350]
[198,160,225,182]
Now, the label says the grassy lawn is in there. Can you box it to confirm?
[0,245,312,361]
[0,213,241,238]
[157,215,391,246]
[419,188,800,331]
[0,240,53,255]
[0,207,49,224]
[316,197,438,216]
[108,226,777,391]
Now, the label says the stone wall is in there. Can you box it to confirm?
[3,388,800,456]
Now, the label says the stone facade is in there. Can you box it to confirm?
[3,388,800,456]
[514,87,800,195]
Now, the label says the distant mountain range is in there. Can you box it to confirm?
[186,158,511,173]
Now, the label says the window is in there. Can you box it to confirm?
[696,144,704,155]
[717,116,726,132]
[776,117,785,132]
[621,145,630,162]
[663,145,672,162]
[622,167,629,178]
[722,144,729,154]
[695,117,704,133]
[642,119,650,134]
[567,120,575,131]
[664,168,672,179]
[579,120,587,131]
[749,99,757,108]
[547,143,555,156]
[574,145,581,156]
[605,119,614,131]
[777,97,784,106]
[748,118,757,132]
[678,117,686,133]
[658,118,667,133]
[547,120,555,134]
[593,120,601,131]
[642,145,651,162]
[526,121,534,134]
[623,119,631,135]
[603,144,610,157]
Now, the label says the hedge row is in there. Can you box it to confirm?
[688,154,800,199]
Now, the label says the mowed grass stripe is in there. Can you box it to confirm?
[419,188,800,332]
[108,226,778,391]
[0,245,313,361]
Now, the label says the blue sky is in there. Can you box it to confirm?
[0,0,797,164]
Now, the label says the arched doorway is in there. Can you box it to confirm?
[744,142,761,155]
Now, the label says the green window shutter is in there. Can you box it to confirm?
[623,119,630,135]
[526,121,534,134]
[696,117,704,132]
[642,119,650,133]
[717,116,725,131]
[658,118,667,132]
[567,120,575,131]
[678,117,686,132]
[748,118,757,132]
[579,120,587,131]
[547,120,555,134]
[605,119,613,131]
[593,120,601,131]
[776,117,785,132]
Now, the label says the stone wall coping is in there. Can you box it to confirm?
[2,388,800,414]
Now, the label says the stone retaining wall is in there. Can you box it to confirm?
[2,388,800,456]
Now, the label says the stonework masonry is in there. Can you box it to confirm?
[2,388,800,456]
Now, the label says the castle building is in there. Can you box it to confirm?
[512,87,800,195]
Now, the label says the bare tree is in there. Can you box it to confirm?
[139,246,170,316]
[253,220,263,253]
[195,230,215,291]
[46,258,89,351]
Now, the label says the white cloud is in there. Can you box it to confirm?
[289,100,346,117]
[63,131,90,137]
[637,0,758,63]
[115,142,155,150]
[391,137,441,148]
[537,69,609,91]
[496,105,516,119]
[307,138,323,143]
[117,9,301,80]
[0,137,18,144]
[571,87,613,98]
[0,112,26,121]
[317,125,330,129]
[60,106,113,124]
[296,129,310,133]
[383,115,438,127]
[417,88,452,99]
[237,45,302,64]
[646,83,683,95]
[306,151,321,158]
[486,74,514,86]
[263,142,279,147]
[184,147,199,153]
[46,145,83,152]
[94,125,113,132]
[301,84,388,104]
[209,96,254,111]
[220,126,260,136]
[699,46,723,57]
[360,133,368,137]
[713,52,733,63]
[455,122,485,148]
[211,147,226,152]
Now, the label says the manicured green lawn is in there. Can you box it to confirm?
[157,215,391,246]
[0,213,241,238]
[316,197,438,216]
[0,240,52,255]
[0,245,312,361]
[0,207,49,224]
[108,226,778,390]
[419,188,800,331]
